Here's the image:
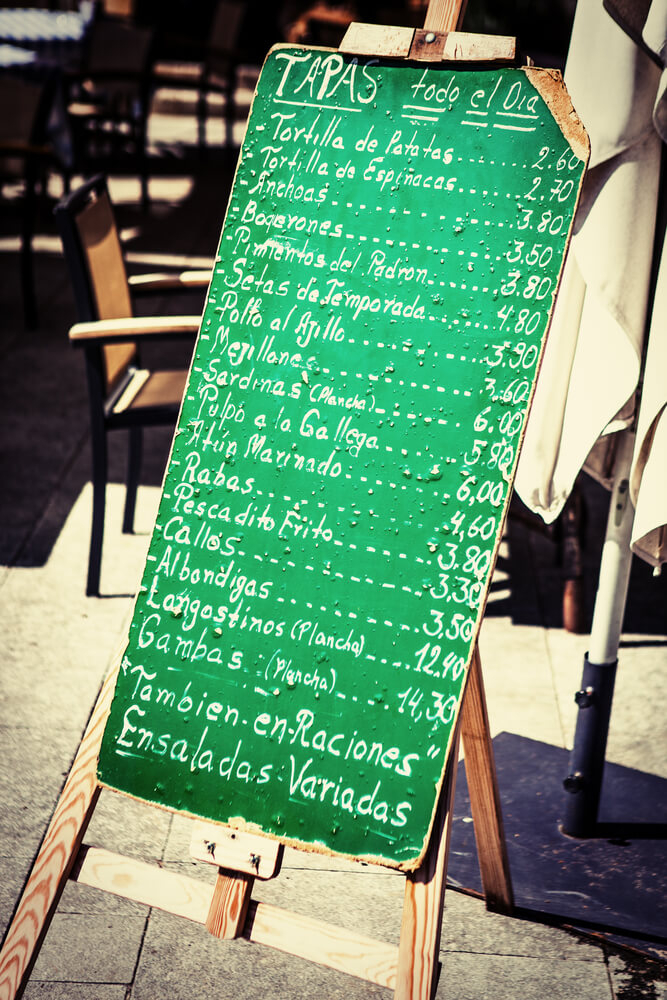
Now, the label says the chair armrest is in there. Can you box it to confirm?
[0,140,54,159]
[151,59,205,88]
[128,270,212,293]
[69,315,201,344]
[65,68,148,88]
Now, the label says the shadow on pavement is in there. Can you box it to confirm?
[0,156,238,573]
[450,732,667,960]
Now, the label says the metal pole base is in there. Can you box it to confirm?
[562,654,618,836]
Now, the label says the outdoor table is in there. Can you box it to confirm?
[0,5,92,68]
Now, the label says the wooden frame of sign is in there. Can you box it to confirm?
[0,645,510,1000]
[0,0,590,994]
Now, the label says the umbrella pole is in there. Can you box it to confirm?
[562,429,636,836]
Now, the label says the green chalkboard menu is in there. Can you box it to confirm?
[98,46,587,869]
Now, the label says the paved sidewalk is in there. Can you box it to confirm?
[1,106,666,999]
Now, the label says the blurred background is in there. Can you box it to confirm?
[4,0,665,632]
[0,0,583,594]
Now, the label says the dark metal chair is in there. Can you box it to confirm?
[152,0,247,152]
[0,70,62,327]
[64,16,155,204]
[54,174,210,595]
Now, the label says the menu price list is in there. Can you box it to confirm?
[97,48,586,869]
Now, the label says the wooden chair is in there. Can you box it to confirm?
[54,174,210,595]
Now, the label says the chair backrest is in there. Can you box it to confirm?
[84,15,154,80]
[0,72,58,176]
[70,16,154,151]
[207,0,245,75]
[0,75,42,144]
[55,174,136,392]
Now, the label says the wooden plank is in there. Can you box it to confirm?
[410,29,516,62]
[339,22,414,58]
[73,846,213,923]
[340,22,515,62]
[245,901,398,989]
[206,870,254,939]
[0,666,118,1000]
[442,30,515,60]
[394,728,460,1000]
[190,821,283,879]
[460,647,514,914]
[74,846,399,988]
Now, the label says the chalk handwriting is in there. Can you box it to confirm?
[99,49,585,867]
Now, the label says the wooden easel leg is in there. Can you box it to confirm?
[423,0,468,32]
[394,645,513,1000]
[395,726,460,1000]
[460,646,514,914]
[0,666,118,1000]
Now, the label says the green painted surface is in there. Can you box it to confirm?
[98,47,586,869]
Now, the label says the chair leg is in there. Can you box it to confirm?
[123,426,142,535]
[197,84,208,155]
[139,92,151,209]
[87,427,108,597]
[139,125,150,209]
[224,69,236,149]
[21,173,37,330]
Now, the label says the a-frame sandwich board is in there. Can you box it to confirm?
[0,0,590,995]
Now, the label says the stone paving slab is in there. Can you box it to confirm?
[30,912,147,984]
[0,726,85,863]
[23,985,128,1000]
[437,951,612,1000]
[132,910,392,1000]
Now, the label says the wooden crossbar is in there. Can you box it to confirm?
[72,846,399,987]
